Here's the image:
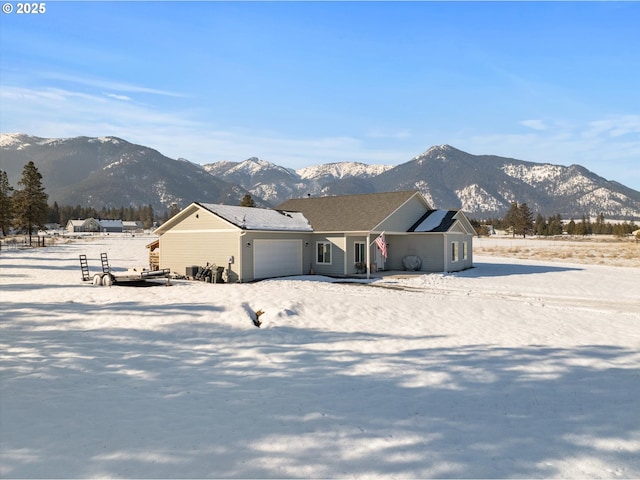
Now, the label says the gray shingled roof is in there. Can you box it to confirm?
[276,191,420,232]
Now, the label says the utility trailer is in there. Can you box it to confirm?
[80,253,171,286]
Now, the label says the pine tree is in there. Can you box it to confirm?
[48,201,61,224]
[518,203,534,237]
[503,202,520,237]
[240,194,256,207]
[502,201,534,237]
[169,203,181,219]
[12,162,49,245]
[592,213,605,235]
[535,213,547,236]
[548,214,564,236]
[575,214,591,236]
[0,170,14,236]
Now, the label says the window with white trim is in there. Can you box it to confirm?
[451,241,459,262]
[317,241,332,264]
[355,242,365,263]
[462,241,468,260]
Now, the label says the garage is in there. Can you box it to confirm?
[254,239,303,280]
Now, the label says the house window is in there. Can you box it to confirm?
[355,242,365,263]
[451,241,459,262]
[462,241,468,260]
[317,241,332,264]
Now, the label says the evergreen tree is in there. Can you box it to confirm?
[503,202,520,237]
[566,218,576,235]
[518,203,534,237]
[169,203,181,219]
[575,214,591,236]
[502,201,534,237]
[0,170,14,236]
[548,214,564,236]
[48,201,61,224]
[12,162,49,244]
[593,213,605,234]
[535,213,547,236]
[240,194,256,207]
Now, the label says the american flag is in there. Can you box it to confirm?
[374,233,387,258]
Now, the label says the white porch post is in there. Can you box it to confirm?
[443,233,449,273]
[366,232,371,279]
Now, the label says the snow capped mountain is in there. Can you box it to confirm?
[0,133,31,149]
[3,134,639,219]
[413,144,456,163]
[203,157,304,204]
[203,158,391,204]
[0,134,250,211]
[297,162,393,180]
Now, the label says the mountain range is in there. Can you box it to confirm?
[2,133,640,220]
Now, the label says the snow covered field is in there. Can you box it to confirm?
[1,235,639,478]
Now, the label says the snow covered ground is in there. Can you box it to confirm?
[1,235,639,478]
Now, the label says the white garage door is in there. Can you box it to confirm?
[254,239,303,280]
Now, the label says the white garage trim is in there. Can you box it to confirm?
[254,239,303,280]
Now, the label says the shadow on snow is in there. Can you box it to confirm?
[1,308,637,478]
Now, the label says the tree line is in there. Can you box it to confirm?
[472,201,638,238]
[1,163,166,242]
[48,203,157,229]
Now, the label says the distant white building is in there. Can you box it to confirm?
[66,218,124,233]
[123,221,144,232]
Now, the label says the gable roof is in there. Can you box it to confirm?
[276,190,424,232]
[409,210,458,232]
[408,209,476,235]
[198,203,313,231]
[154,202,313,235]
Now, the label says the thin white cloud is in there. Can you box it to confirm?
[40,71,187,98]
[453,116,640,189]
[105,93,132,101]
[520,119,548,131]
[584,115,640,139]
[2,82,638,190]
[0,84,405,167]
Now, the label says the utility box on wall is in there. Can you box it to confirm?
[185,266,199,278]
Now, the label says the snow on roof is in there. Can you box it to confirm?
[412,210,449,232]
[99,220,123,227]
[200,203,313,232]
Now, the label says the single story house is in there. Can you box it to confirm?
[153,190,474,282]
[67,218,102,233]
[66,218,124,233]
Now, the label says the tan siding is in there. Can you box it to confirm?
[159,231,240,279]
[376,195,427,232]
[173,209,236,232]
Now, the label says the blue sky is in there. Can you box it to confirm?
[1,1,639,190]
